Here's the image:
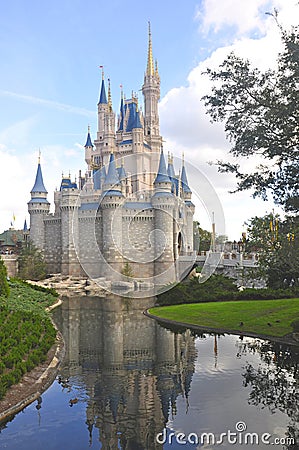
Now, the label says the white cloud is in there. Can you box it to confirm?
[160,0,297,239]
[196,0,298,36]
[0,143,83,232]
[196,0,271,35]
[0,146,32,230]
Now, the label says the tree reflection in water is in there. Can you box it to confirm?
[239,339,299,449]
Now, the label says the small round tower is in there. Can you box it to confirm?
[151,149,175,282]
[101,152,124,276]
[28,156,50,251]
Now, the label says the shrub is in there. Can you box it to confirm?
[157,274,299,306]
[0,258,10,298]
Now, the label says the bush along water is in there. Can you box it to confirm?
[0,279,57,400]
[157,274,299,306]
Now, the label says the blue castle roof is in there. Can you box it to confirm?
[126,102,136,132]
[104,153,120,187]
[85,131,93,147]
[125,101,143,132]
[134,109,142,129]
[167,161,175,179]
[31,163,47,193]
[118,96,124,131]
[154,150,171,184]
[60,178,77,190]
[181,165,191,193]
[117,165,126,181]
[98,79,107,104]
[93,169,101,190]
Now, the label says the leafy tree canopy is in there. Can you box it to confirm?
[202,19,299,212]
[18,242,47,281]
[246,213,299,288]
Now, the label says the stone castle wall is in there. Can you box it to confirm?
[40,196,191,282]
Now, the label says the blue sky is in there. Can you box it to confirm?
[0,0,298,238]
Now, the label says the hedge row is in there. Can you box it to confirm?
[157,275,299,306]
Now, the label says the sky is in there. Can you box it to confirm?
[0,0,298,239]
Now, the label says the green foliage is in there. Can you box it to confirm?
[246,213,299,289]
[157,274,299,306]
[157,274,239,305]
[0,279,57,399]
[0,257,9,298]
[18,242,47,281]
[121,262,134,278]
[194,221,211,252]
[202,21,299,212]
[15,279,59,298]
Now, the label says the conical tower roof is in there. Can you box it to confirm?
[84,126,93,147]
[104,153,120,187]
[154,149,171,184]
[31,162,47,193]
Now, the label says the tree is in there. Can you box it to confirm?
[194,221,212,252]
[0,258,10,298]
[18,242,47,281]
[241,339,299,449]
[246,213,299,288]
[202,20,299,212]
[121,262,134,278]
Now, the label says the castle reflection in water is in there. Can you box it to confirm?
[53,296,198,449]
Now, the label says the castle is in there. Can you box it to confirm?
[28,25,195,289]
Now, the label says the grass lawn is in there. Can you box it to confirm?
[149,298,299,337]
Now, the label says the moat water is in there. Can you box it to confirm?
[0,296,298,450]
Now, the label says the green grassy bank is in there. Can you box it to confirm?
[149,298,299,338]
[0,280,58,399]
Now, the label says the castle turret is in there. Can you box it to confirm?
[59,174,82,276]
[84,125,94,168]
[116,90,125,144]
[181,156,195,254]
[167,153,176,194]
[97,69,108,141]
[142,22,162,155]
[28,156,50,251]
[101,153,124,275]
[152,150,175,280]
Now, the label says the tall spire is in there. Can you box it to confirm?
[98,67,107,104]
[118,86,124,131]
[181,157,191,193]
[146,21,154,76]
[85,125,93,147]
[31,156,47,193]
[154,149,171,184]
[108,78,112,112]
[133,103,143,129]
